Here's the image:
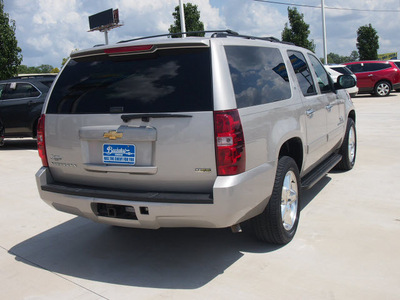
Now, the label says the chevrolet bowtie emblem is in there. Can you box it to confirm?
[103,130,123,140]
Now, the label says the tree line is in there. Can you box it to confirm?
[1,2,382,79]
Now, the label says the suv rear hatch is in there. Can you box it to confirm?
[43,42,217,193]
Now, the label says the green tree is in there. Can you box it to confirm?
[324,51,359,64]
[37,64,53,73]
[326,53,342,64]
[17,65,34,74]
[17,64,56,74]
[357,24,379,60]
[349,50,359,62]
[282,7,315,52]
[61,49,78,68]
[61,57,69,68]
[0,0,22,79]
[168,3,204,37]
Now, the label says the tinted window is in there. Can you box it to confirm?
[308,54,333,93]
[47,48,212,114]
[225,46,291,108]
[0,84,5,99]
[346,63,364,73]
[393,62,400,68]
[365,63,391,71]
[331,66,352,75]
[2,83,40,99]
[287,50,316,96]
[40,80,54,88]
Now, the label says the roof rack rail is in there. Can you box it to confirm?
[117,29,293,46]
[117,29,239,44]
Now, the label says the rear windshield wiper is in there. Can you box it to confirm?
[121,113,193,123]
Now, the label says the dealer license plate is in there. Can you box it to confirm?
[103,144,136,165]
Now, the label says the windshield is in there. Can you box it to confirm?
[46,47,212,114]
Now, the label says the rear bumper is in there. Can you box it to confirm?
[393,82,400,90]
[36,163,275,229]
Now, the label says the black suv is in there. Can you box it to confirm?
[0,74,56,141]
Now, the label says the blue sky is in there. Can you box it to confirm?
[4,0,400,68]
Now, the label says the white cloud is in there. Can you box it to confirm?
[3,0,400,67]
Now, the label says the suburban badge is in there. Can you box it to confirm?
[195,168,212,173]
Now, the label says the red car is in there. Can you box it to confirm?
[344,61,400,97]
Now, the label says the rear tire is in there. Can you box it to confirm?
[374,81,391,97]
[251,156,301,245]
[335,118,356,171]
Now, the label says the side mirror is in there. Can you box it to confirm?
[335,75,356,90]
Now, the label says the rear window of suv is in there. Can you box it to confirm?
[46,47,212,114]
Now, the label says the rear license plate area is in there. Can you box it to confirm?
[103,144,135,165]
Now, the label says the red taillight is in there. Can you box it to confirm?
[214,109,246,176]
[104,45,153,54]
[37,114,48,167]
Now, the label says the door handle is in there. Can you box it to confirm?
[306,109,314,118]
[326,104,333,112]
[368,74,373,77]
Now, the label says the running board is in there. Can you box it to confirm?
[301,154,342,190]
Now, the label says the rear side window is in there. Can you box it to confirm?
[40,80,54,88]
[46,48,212,114]
[225,46,291,108]
[365,63,391,71]
[0,84,5,99]
[393,61,400,68]
[2,83,40,100]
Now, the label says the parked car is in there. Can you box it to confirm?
[389,59,400,91]
[0,118,4,146]
[344,61,400,97]
[325,64,358,97]
[35,30,356,245]
[389,59,400,69]
[0,74,56,141]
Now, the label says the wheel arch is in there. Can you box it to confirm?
[348,109,356,124]
[278,137,303,173]
[375,79,392,89]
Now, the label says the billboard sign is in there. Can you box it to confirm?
[89,9,116,30]
[378,52,398,60]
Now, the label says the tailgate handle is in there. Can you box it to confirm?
[121,114,192,123]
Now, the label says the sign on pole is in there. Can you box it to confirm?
[88,9,123,45]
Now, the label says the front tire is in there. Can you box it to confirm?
[336,118,356,171]
[252,156,301,245]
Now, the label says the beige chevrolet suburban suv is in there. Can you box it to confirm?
[36,30,357,244]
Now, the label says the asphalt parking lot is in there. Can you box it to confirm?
[1,94,400,300]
